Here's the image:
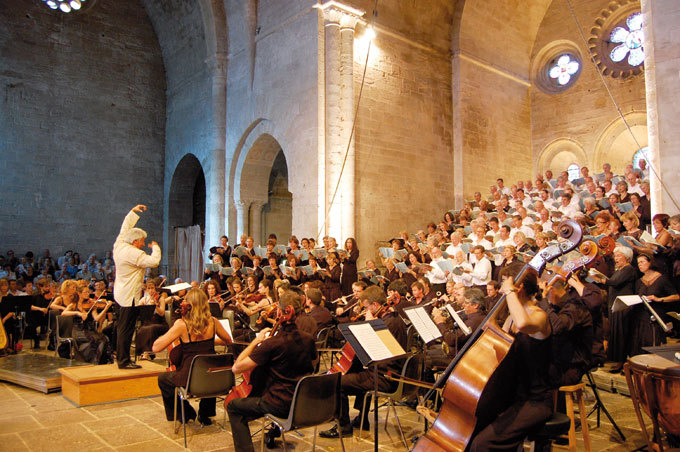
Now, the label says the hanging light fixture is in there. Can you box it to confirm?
[41,0,86,13]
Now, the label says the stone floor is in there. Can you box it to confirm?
[0,342,659,452]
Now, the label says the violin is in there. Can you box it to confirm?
[225,305,295,405]
[256,303,278,326]
[413,220,584,452]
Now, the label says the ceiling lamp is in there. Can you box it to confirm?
[41,0,85,13]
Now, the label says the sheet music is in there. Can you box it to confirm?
[348,323,392,362]
[217,318,233,340]
[162,282,192,293]
[404,307,442,344]
[445,305,471,335]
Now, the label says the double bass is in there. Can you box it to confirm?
[413,220,584,451]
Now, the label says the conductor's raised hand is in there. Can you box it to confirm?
[149,241,159,249]
[132,204,147,213]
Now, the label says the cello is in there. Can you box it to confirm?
[413,220,584,452]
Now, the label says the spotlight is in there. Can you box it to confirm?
[69,0,81,10]
[46,0,58,9]
[59,2,72,12]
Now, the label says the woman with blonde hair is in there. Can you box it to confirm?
[46,279,78,350]
[153,288,232,425]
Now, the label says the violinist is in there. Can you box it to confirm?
[320,286,408,439]
[61,285,114,364]
[153,288,233,426]
[203,279,225,316]
[235,278,275,327]
[468,267,552,452]
[386,279,414,318]
[227,290,317,452]
[135,279,169,360]
[47,279,78,350]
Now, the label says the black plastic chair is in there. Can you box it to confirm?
[54,315,75,358]
[525,412,572,452]
[261,372,344,452]
[173,353,235,448]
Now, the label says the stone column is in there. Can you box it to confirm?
[250,200,267,245]
[641,0,680,216]
[322,3,363,242]
[235,200,249,241]
[205,53,228,251]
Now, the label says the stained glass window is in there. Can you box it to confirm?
[548,54,580,86]
[567,163,580,181]
[633,147,649,170]
[610,12,645,67]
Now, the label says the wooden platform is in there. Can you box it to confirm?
[0,353,88,393]
[58,361,166,406]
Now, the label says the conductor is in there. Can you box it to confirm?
[113,204,161,369]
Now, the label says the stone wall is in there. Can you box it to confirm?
[531,0,647,176]
[0,1,165,258]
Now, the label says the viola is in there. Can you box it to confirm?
[413,220,584,452]
[225,305,295,405]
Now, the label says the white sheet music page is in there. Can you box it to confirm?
[217,318,232,340]
[445,305,472,335]
[348,323,392,362]
[405,307,442,343]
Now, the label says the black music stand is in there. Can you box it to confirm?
[338,320,408,452]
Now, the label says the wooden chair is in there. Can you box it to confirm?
[553,382,592,452]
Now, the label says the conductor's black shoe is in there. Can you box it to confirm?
[319,424,353,438]
[118,362,142,369]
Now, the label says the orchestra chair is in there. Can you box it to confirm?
[554,382,592,452]
[315,327,331,371]
[525,412,572,452]
[261,372,343,452]
[359,353,423,448]
[173,353,235,448]
[54,315,75,359]
[624,357,680,452]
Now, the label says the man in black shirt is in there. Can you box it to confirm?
[227,290,317,452]
[320,286,408,438]
[304,288,333,333]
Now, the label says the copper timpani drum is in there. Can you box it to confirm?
[625,352,680,452]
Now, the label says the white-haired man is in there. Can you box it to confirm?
[113,204,161,369]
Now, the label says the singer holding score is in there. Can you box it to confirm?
[113,204,161,369]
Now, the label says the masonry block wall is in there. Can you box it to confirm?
[0,1,165,258]
[225,0,321,243]
[351,0,454,257]
[531,0,647,175]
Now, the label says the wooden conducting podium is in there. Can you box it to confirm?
[338,319,408,452]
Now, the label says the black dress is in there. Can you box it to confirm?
[340,249,359,295]
[72,309,114,364]
[630,274,679,355]
[135,308,169,357]
[605,265,638,363]
[322,265,342,306]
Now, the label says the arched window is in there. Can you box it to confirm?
[567,163,580,181]
[633,147,649,170]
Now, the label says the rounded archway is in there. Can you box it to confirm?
[593,112,647,174]
[537,138,587,175]
[168,154,206,279]
[234,133,292,245]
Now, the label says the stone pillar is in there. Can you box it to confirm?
[641,0,680,216]
[205,53,228,251]
[235,200,249,240]
[321,3,363,242]
[250,200,267,245]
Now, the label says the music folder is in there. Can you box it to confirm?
[403,305,442,345]
[338,319,408,368]
[159,282,192,294]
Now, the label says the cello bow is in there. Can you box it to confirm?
[413,220,584,452]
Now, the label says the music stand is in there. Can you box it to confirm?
[338,320,408,452]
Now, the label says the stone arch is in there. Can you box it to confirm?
[537,138,588,175]
[593,111,647,174]
[229,120,292,244]
[168,154,206,278]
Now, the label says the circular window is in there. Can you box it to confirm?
[588,1,644,78]
[532,41,583,94]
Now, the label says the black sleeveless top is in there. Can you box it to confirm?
[513,331,553,404]
[171,318,216,387]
